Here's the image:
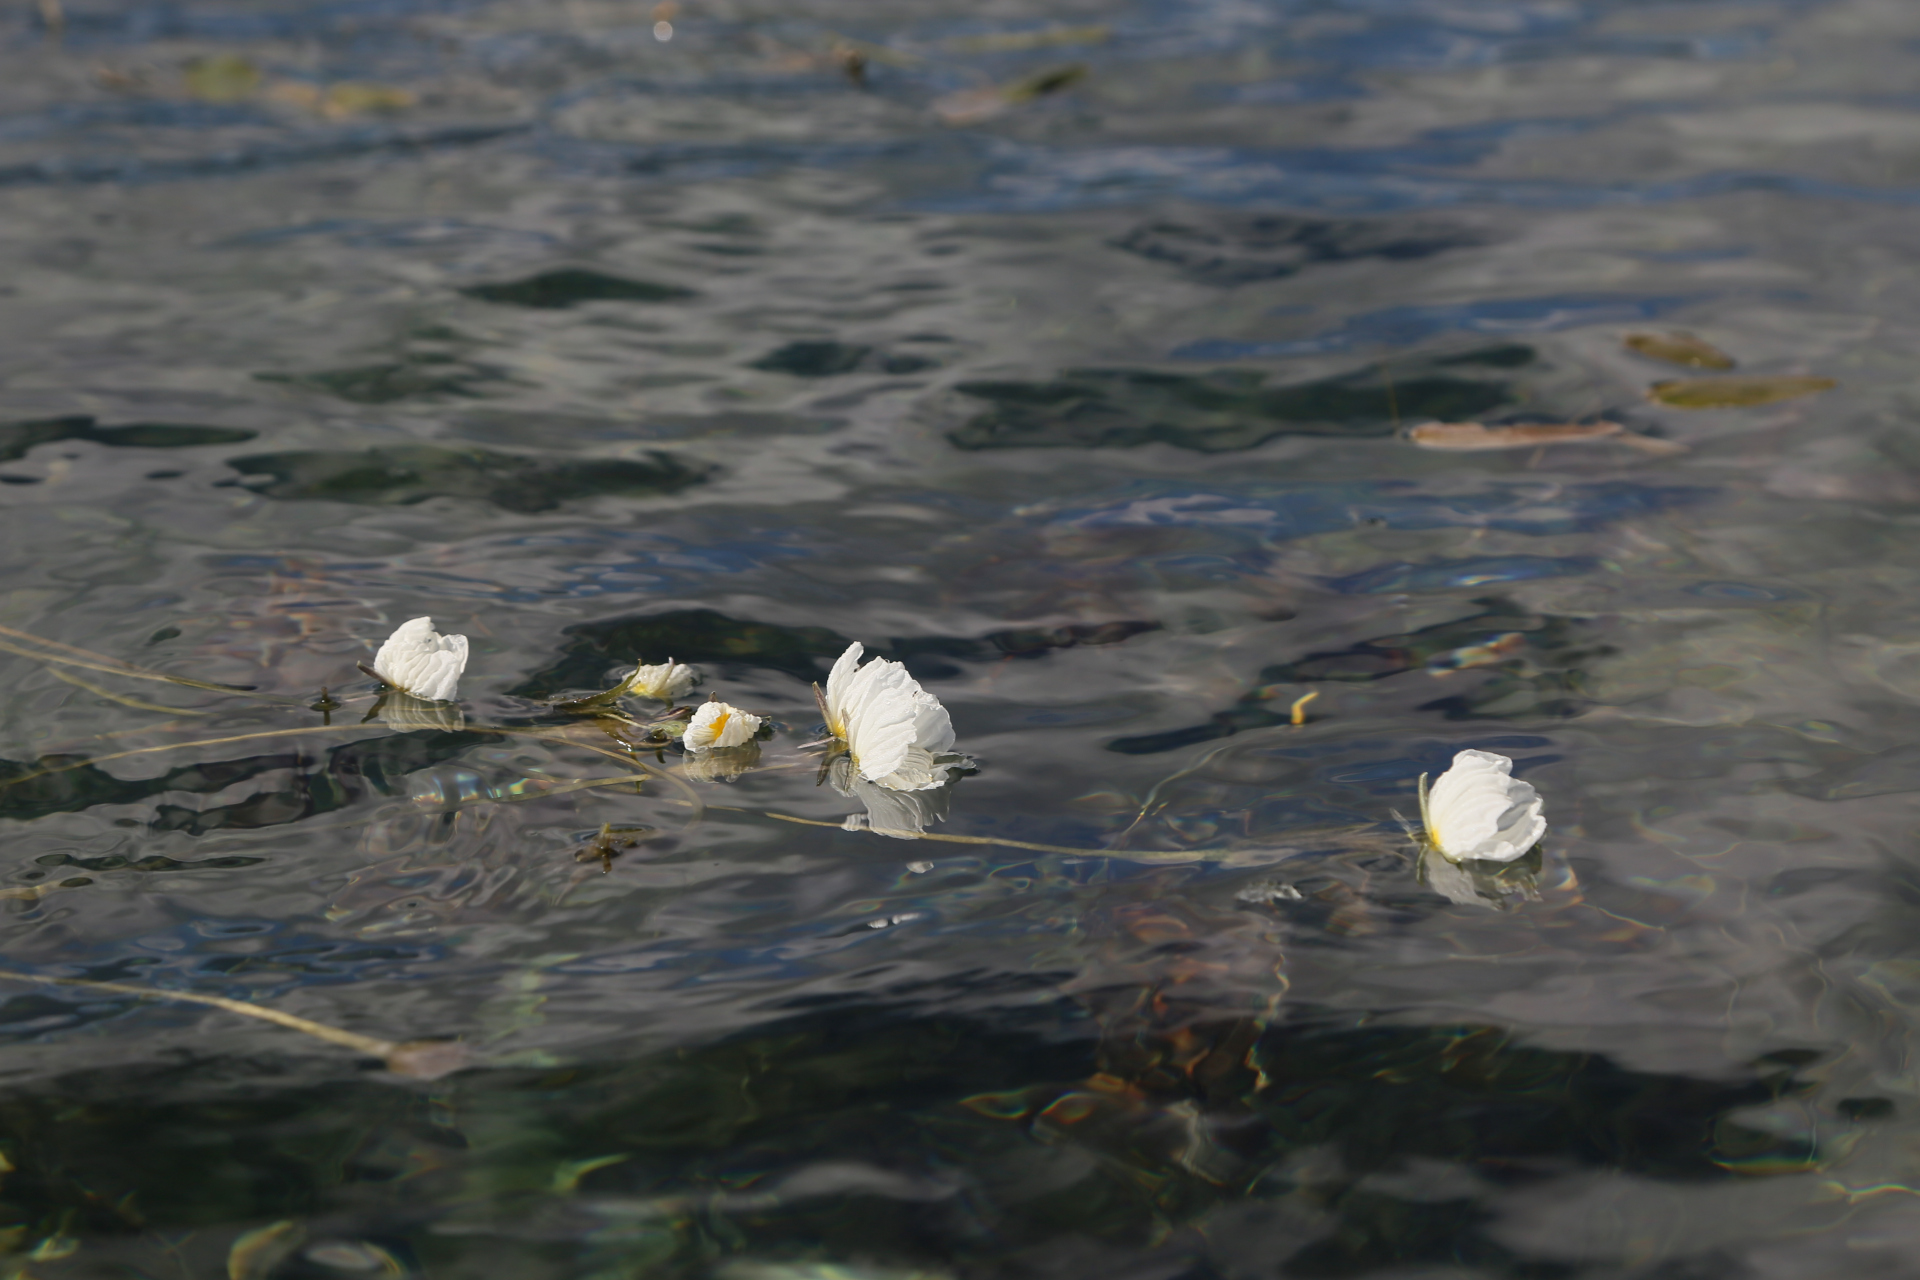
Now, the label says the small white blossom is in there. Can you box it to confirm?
[620,659,695,701]
[372,617,467,703]
[1419,749,1546,864]
[820,642,958,791]
[683,700,763,752]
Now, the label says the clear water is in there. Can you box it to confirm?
[3,0,1920,1275]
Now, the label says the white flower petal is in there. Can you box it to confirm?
[623,659,695,701]
[684,700,763,752]
[1423,749,1545,864]
[372,617,468,703]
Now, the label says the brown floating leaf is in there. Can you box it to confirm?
[934,64,1088,125]
[183,54,262,102]
[1648,376,1836,409]
[1408,420,1687,456]
[320,82,416,118]
[1624,331,1735,370]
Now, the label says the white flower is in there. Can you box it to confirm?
[372,617,468,703]
[1419,749,1546,864]
[619,659,695,701]
[819,642,958,791]
[683,700,763,752]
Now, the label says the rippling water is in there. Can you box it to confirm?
[5,0,1920,1275]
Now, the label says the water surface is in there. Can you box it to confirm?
[4,0,1920,1276]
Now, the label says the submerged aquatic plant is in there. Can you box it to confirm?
[817,642,965,791]
[684,699,763,752]
[1417,749,1545,864]
[371,617,467,703]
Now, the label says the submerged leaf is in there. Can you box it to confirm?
[1648,376,1835,409]
[1624,331,1735,369]
[184,53,261,102]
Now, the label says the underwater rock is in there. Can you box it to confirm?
[225,445,708,512]
[461,268,696,308]
[948,362,1513,451]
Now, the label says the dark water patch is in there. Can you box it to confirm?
[33,852,266,872]
[1327,555,1601,594]
[150,730,500,836]
[1111,212,1482,285]
[256,359,497,404]
[0,415,256,463]
[0,751,297,824]
[948,362,1512,451]
[460,268,696,308]
[224,445,709,512]
[749,341,873,377]
[986,620,1161,658]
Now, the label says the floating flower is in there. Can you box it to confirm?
[1418,749,1546,864]
[618,658,695,701]
[818,642,962,791]
[683,699,763,752]
[372,617,467,703]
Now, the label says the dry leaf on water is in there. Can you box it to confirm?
[1648,376,1835,409]
[1624,331,1735,370]
[935,64,1087,125]
[183,53,261,102]
[1408,420,1687,456]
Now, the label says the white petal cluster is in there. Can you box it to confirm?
[684,700,763,752]
[372,617,468,703]
[822,642,958,791]
[621,659,695,701]
[1420,749,1546,864]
